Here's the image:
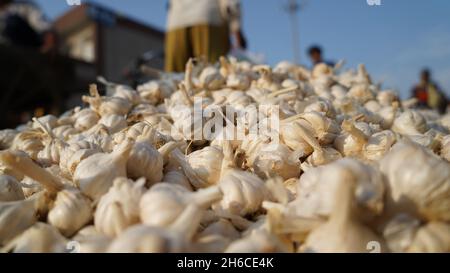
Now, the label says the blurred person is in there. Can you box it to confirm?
[0,0,56,52]
[165,0,247,72]
[411,69,448,113]
[308,45,334,68]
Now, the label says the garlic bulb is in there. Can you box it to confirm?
[82,85,132,117]
[52,125,78,140]
[301,176,387,253]
[74,139,134,200]
[380,141,450,221]
[334,119,369,157]
[95,178,145,237]
[0,129,18,149]
[47,188,92,237]
[392,110,428,135]
[109,204,205,253]
[382,213,421,252]
[199,218,241,240]
[72,226,112,253]
[363,130,397,161]
[289,158,385,221]
[11,130,44,160]
[216,142,270,216]
[138,80,174,104]
[252,142,300,180]
[408,222,450,253]
[199,66,225,91]
[171,145,223,189]
[73,108,100,131]
[163,170,193,191]
[59,141,101,176]
[127,141,178,186]
[0,195,39,245]
[98,114,127,134]
[0,174,24,202]
[442,135,450,162]
[2,223,67,253]
[140,184,221,227]
[225,230,291,253]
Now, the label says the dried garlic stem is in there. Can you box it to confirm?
[0,151,64,193]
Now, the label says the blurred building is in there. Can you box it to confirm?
[54,2,165,82]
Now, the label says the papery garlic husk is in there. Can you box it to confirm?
[347,84,374,104]
[2,222,67,253]
[95,178,146,237]
[199,218,241,240]
[109,204,205,253]
[363,130,397,161]
[407,222,450,253]
[73,139,134,200]
[0,195,39,245]
[289,158,385,222]
[21,176,42,197]
[73,108,100,131]
[113,121,170,149]
[32,115,58,130]
[98,114,127,134]
[106,84,141,106]
[380,141,450,222]
[301,176,387,253]
[199,66,225,91]
[225,229,292,253]
[140,183,222,227]
[216,142,270,216]
[47,188,92,237]
[193,234,233,253]
[0,129,18,149]
[0,174,25,202]
[252,142,300,180]
[392,110,428,135]
[334,120,369,157]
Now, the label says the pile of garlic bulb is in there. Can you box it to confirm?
[0,57,449,253]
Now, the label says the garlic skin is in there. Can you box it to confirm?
[199,219,241,240]
[440,135,450,162]
[47,188,92,237]
[382,214,421,253]
[2,223,67,253]
[0,174,25,201]
[52,125,78,140]
[163,170,193,191]
[126,141,163,185]
[72,226,112,253]
[95,178,146,237]
[199,66,225,90]
[82,85,132,117]
[74,139,134,200]
[11,130,44,160]
[380,141,450,222]
[138,80,174,104]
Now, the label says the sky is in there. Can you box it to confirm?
[35,0,450,98]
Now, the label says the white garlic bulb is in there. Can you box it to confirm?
[95,177,145,237]
[138,80,174,104]
[98,114,127,134]
[140,184,221,227]
[225,230,291,253]
[441,135,450,162]
[109,204,205,253]
[392,110,428,135]
[199,66,226,91]
[363,130,397,161]
[47,188,92,237]
[73,108,100,131]
[2,223,67,253]
[11,130,44,160]
[0,196,38,245]
[0,129,18,149]
[216,142,270,216]
[252,142,300,180]
[172,145,224,189]
[74,139,134,200]
[52,125,78,140]
[407,222,450,253]
[380,141,450,222]
[0,174,25,202]
[82,84,132,117]
[163,170,193,191]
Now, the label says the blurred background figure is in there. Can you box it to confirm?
[0,0,56,52]
[411,69,448,113]
[165,0,247,72]
[307,45,334,68]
